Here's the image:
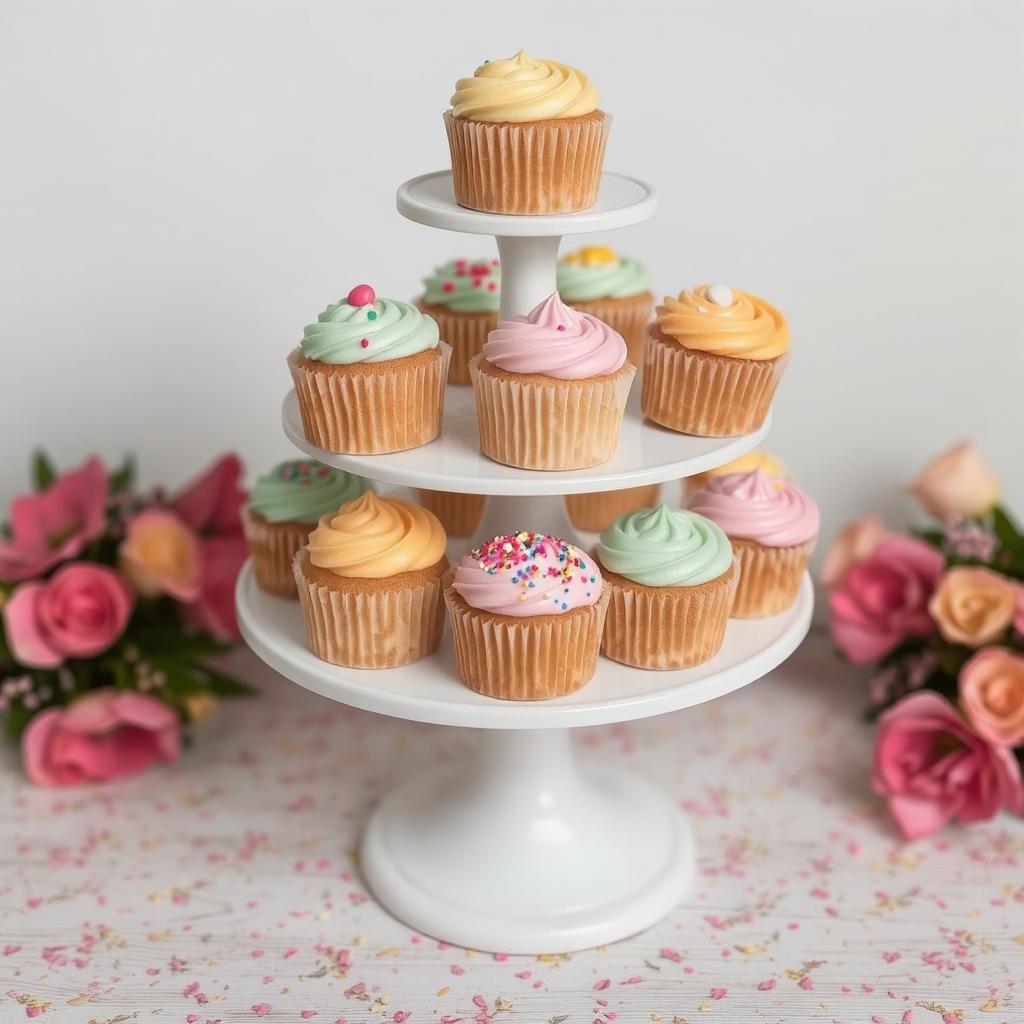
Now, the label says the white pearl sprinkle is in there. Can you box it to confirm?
[706,284,734,306]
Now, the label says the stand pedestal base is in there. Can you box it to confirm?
[361,728,695,953]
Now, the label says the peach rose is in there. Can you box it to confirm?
[929,567,1016,647]
[908,441,999,519]
[959,647,1024,747]
[820,515,890,588]
[119,509,200,601]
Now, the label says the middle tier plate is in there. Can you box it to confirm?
[282,388,772,496]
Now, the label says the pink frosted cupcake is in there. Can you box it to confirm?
[689,469,819,617]
[470,293,635,470]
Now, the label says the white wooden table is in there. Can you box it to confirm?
[1,631,1021,1023]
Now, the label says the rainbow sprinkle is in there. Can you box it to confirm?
[469,532,589,605]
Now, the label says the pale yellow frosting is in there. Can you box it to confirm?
[307,493,446,579]
[656,285,790,361]
[450,50,599,123]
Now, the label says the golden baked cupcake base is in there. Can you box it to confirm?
[241,507,309,599]
[728,537,814,618]
[415,299,496,386]
[565,292,654,371]
[564,485,661,533]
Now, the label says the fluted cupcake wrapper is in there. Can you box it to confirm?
[642,329,787,437]
[288,344,451,454]
[729,537,814,618]
[444,110,611,215]
[415,300,496,385]
[295,558,447,668]
[470,356,635,471]
[599,562,737,670]
[444,584,610,701]
[563,484,662,533]
[241,508,310,598]
[567,293,655,372]
[415,489,487,537]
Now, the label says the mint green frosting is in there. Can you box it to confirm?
[248,461,373,524]
[302,297,439,364]
[556,256,651,301]
[597,505,732,587]
[423,258,501,313]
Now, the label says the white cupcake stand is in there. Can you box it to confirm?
[236,171,813,954]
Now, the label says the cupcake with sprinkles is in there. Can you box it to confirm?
[470,292,634,470]
[288,284,452,454]
[445,532,609,700]
[595,505,736,670]
[242,460,373,598]
[415,257,500,385]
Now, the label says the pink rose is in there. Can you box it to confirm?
[119,509,201,600]
[820,515,890,588]
[0,457,108,582]
[21,688,181,786]
[1014,587,1024,635]
[873,691,1023,839]
[2,563,134,668]
[959,647,1024,747]
[828,536,944,664]
[173,453,246,536]
[908,441,999,519]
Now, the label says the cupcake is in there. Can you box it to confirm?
[564,485,661,534]
[444,51,610,214]
[643,284,790,437]
[557,246,654,368]
[595,505,736,670]
[288,284,451,454]
[242,460,373,598]
[445,532,609,700]
[470,293,634,470]
[415,258,500,385]
[683,449,786,502]
[294,492,449,668]
[689,469,819,617]
[415,489,487,537]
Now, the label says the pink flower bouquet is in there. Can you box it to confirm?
[824,442,1024,838]
[0,452,252,786]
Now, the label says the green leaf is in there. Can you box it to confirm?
[110,454,136,493]
[4,702,34,740]
[32,451,57,491]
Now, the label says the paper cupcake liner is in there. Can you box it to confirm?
[444,109,611,214]
[567,293,655,371]
[294,555,447,668]
[241,508,310,598]
[563,484,661,533]
[470,356,635,471]
[415,299,496,385]
[729,537,814,618]
[642,328,787,437]
[288,344,451,454]
[415,489,487,537]
[598,561,737,670]
[445,584,610,700]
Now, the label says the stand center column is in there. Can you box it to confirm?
[496,235,563,320]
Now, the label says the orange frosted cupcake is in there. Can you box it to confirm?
[294,493,448,668]
[444,51,610,214]
[643,284,789,437]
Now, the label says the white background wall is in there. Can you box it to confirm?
[2,0,1022,546]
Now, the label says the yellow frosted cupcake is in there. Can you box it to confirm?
[294,493,448,668]
[643,284,790,437]
[444,51,610,214]
[683,449,786,502]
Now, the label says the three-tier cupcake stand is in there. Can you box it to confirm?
[235,170,813,954]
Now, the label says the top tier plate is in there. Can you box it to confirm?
[396,171,658,236]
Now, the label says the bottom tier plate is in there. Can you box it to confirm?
[236,562,814,730]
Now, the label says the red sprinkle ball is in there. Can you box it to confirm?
[360,338,369,348]
[347,283,376,307]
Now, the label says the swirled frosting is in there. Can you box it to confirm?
[307,493,447,578]
[597,505,732,587]
[482,293,627,380]
[557,246,651,301]
[301,294,439,365]
[249,461,373,524]
[656,285,790,361]
[689,469,820,548]
[452,532,602,618]
[450,51,599,123]
[423,258,500,313]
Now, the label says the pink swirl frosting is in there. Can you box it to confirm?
[481,293,627,380]
[689,469,820,548]
[452,531,603,618]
